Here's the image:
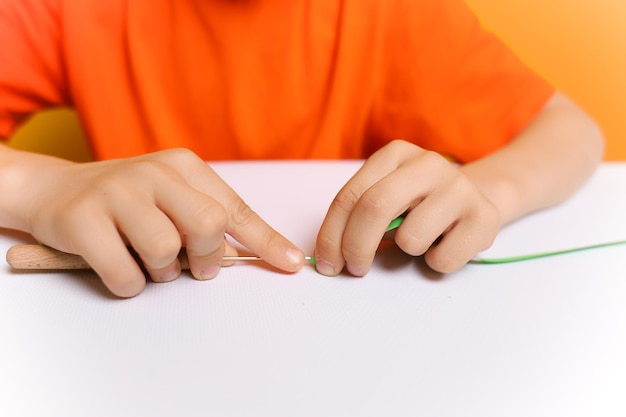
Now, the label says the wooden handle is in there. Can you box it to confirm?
[6,244,190,270]
[7,244,90,270]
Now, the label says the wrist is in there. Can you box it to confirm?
[459,164,523,226]
[0,145,72,232]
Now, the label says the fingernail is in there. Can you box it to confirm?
[347,264,367,277]
[286,247,304,267]
[200,263,220,280]
[159,267,180,283]
[315,258,335,276]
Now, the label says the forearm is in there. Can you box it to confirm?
[0,143,72,232]
[460,92,604,226]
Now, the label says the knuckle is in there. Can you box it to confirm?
[425,250,463,273]
[476,212,500,251]
[418,149,449,170]
[229,200,256,229]
[341,242,371,265]
[394,231,430,257]
[41,197,106,255]
[255,225,283,253]
[187,242,224,261]
[357,190,389,219]
[383,139,405,155]
[55,196,96,231]
[375,139,426,162]
[331,187,361,215]
[89,173,127,197]
[450,175,476,199]
[158,148,206,174]
[123,158,167,178]
[191,202,228,236]
[59,195,90,219]
[316,233,340,253]
[141,232,182,265]
[125,157,186,185]
[424,212,500,274]
[264,233,284,255]
[160,148,201,164]
[88,163,162,198]
[386,139,412,153]
[463,199,500,251]
[388,139,408,148]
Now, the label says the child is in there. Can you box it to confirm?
[0,0,603,297]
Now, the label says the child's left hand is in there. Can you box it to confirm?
[313,140,500,276]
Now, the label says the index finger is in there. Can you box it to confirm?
[314,156,403,276]
[157,151,306,272]
[224,197,305,272]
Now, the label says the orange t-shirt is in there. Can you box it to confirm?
[0,0,553,162]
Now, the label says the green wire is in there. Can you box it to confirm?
[307,215,626,266]
[470,240,626,264]
[385,215,626,265]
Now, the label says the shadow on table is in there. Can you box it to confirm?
[374,241,445,281]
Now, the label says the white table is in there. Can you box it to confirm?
[1,161,625,417]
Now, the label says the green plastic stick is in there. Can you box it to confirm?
[307,215,406,266]
[386,216,405,232]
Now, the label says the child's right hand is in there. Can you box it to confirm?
[3,147,305,297]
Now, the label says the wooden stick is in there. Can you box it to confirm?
[5,244,193,270]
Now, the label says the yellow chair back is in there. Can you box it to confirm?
[8,109,92,162]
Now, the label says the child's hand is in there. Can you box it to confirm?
[314,140,500,276]
[20,148,305,297]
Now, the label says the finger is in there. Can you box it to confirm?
[115,154,228,281]
[338,161,438,276]
[153,179,229,281]
[85,241,148,298]
[66,207,147,298]
[392,165,499,271]
[221,238,239,267]
[102,155,228,282]
[393,198,460,258]
[424,208,499,273]
[315,142,434,275]
[392,175,468,258]
[314,149,406,276]
[111,194,183,284]
[224,197,305,272]
[151,149,305,273]
[339,181,410,276]
[343,147,464,275]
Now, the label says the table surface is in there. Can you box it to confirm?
[1,161,625,417]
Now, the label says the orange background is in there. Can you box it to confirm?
[9,0,626,161]
[467,0,626,160]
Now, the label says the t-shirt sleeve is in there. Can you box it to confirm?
[0,0,68,139]
[368,0,555,163]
